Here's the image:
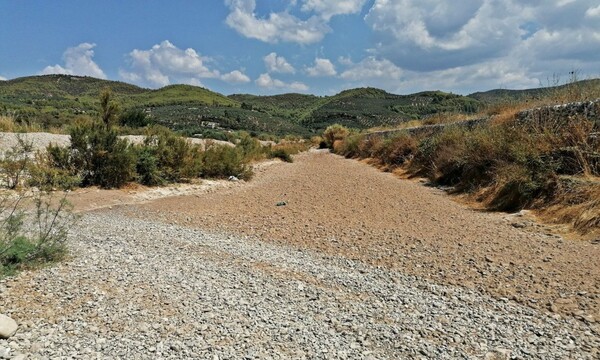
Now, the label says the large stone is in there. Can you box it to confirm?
[0,314,18,339]
[484,348,511,360]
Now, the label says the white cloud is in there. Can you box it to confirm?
[306,58,336,77]
[41,43,106,79]
[585,5,600,18]
[340,57,403,81]
[365,0,527,71]
[255,73,308,92]
[221,70,251,84]
[225,0,329,44]
[356,0,600,93]
[120,40,219,87]
[0,76,6,81]
[301,0,368,20]
[264,52,295,73]
[289,81,310,91]
[395,58,540,95]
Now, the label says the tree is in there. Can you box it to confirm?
[99,88,119,129]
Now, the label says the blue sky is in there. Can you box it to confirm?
[1,0,599,95]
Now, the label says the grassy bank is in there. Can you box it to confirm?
[324,99,600,235]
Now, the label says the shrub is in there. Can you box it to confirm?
[201,144,252,180]
[269,148,293,162]
[375,133,418,167]
[0,192,76,278]
[237,132,265,161]
[0,135,33,189]
[322,124,350,148]
[54,118,136,188]
[138,126,202,184]
[135,147,164,186]
[27,151,80,190]
[119,109,150,128]
[337,133,363,158]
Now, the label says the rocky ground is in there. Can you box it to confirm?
[0,149,599,359]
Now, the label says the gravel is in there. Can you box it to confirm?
[1,210,598,359]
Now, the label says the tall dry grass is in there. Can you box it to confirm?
[324,93,600,234]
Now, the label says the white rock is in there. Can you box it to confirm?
[0,314,17,339]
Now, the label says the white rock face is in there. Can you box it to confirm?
[0,314,17,339]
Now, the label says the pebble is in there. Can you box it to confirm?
[0,211,597,359]
[0,315,17,339]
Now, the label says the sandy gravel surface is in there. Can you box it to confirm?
[1,211,598,359]
[135,150,600,323]
[1,149,599,359]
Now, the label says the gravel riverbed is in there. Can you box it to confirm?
[1,210,598,359]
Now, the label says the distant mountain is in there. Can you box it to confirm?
[3,74,594,137]
[300,88,481,130]
[0,75,306,136]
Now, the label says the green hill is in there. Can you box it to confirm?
[0,75,308,136]
[9,75,595,137]
[301,88,481,130]
[228,93,323,121]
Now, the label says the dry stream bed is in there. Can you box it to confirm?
[0,150,598,359]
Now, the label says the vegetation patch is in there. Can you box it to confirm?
[0,192,76,278]
[323,86,600,234]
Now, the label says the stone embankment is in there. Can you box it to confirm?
[364,99,600,140]
[516,99,600,126]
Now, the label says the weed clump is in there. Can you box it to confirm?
[0,192,77,278]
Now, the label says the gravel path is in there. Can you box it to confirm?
[1,211,598,359]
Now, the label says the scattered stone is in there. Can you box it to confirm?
[228,176,239,182]
[276,201,287,206]
[0,315,17,339]
[511,222,527,229]
[0,208,597,359]
[484,348,511,360]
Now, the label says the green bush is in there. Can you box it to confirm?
[135,147,164,186]
[138,126,202,184]
[201,144,252,180]
[119,109,150,128]
[269,148,293,163]
[51,118,136,188]
[0,135,33,189]
[237,132,265,161]
[27,151,81,190]
[0,192,76,277]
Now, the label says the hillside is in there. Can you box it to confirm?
[0,75,308,136]
[3,74,596,137]
[301,88,481,130]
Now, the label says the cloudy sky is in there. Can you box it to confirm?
[1,0,599,95]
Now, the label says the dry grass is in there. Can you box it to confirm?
[325,88,600,234]
[0,115,40,132]
[539,178,600,236]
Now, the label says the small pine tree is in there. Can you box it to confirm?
[99,88,119,129]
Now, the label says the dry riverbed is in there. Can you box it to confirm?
[0,149,598,359]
